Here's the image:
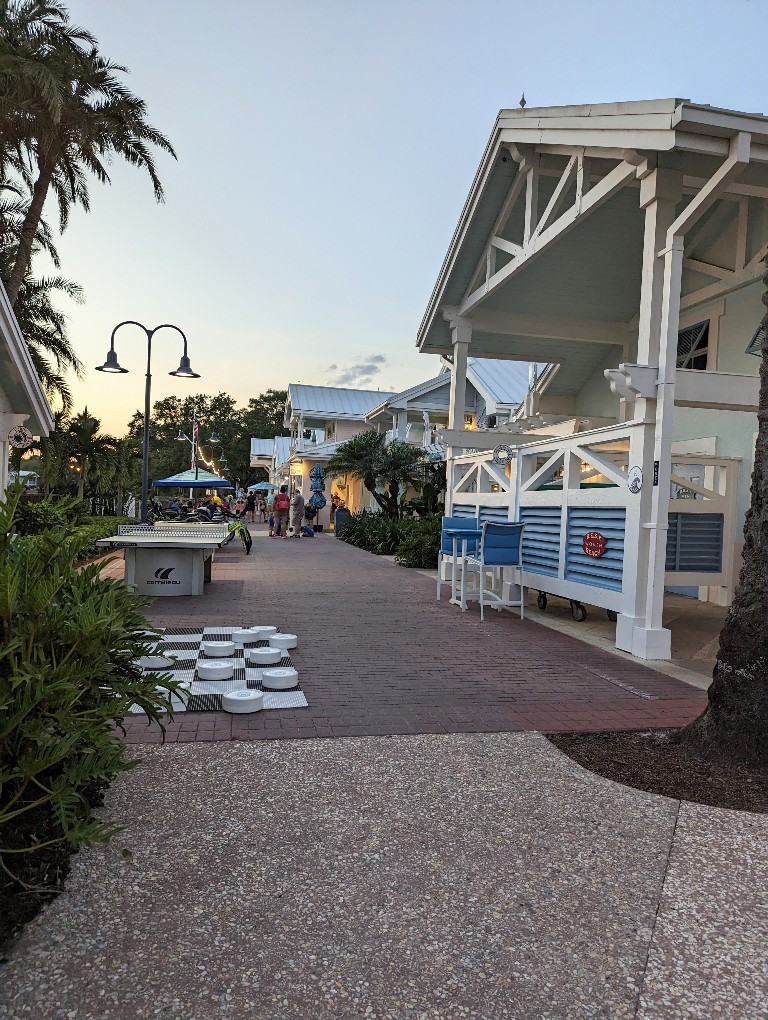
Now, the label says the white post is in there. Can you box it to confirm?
[445,316,471,514]
[394,411,408,441]
[615,169,681,660]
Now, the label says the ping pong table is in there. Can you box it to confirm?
[96,525,230,596]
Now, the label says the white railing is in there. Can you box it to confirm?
[449,420,739,613]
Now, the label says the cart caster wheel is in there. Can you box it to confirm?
[606,609,618,623]
[571,602,587,622]
[537,593,548,611]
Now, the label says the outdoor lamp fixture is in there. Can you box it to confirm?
[96,320,200,524]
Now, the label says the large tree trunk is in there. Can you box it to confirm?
[6,154,56,307]
[677,269,768,768]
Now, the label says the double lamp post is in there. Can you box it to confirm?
[96,321,200,523]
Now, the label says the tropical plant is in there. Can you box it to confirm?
[66,408,117,500]
[326,432,426,519]
[337,509,441,567]
[10,272,83,412]
[678,261,768,768]
[0,2,176,305]
[0,483,181,863]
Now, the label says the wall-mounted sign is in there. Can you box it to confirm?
[492,444,514,466]
[653,460,659,486]
[627,465,643,494]
[8,425,33,450]
[582,531,607,558]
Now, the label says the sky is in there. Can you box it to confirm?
[47,0,768,435]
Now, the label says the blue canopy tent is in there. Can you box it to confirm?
[248,481,278,492]
[153,469,233,489]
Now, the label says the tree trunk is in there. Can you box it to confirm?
[677,270,768,768]
[6,154,56,307]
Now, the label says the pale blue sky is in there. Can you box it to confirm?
[53,0,765,434]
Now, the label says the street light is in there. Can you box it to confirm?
[96,320,199,523]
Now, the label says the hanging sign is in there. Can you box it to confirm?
[627,465,643,494]
[8,425,33,450]
[492,444,514,466]
[582,531,607,558]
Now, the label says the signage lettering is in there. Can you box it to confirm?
[582,531,607,558]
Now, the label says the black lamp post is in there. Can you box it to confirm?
[96,321,199,523]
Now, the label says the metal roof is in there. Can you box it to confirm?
[468,359,542,409]
[250,438,274,457]
[287,384,395,421]
[273,436,292,470]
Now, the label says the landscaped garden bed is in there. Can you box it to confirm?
[548,729,767,813]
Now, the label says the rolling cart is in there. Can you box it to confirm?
[535,590,618,624]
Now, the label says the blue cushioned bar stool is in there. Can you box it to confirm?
[437,515,481,606]
[462,522,526,621]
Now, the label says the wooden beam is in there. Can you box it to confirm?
[459,159,639,316]
[680,244,768,311]
[523,154,540,243]
[533,156,577,238]
[490,236,522,257]
[469,308,634,345]
[736,197,748,271]
[682,258,733,281]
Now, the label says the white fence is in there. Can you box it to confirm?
[449,421,738,614]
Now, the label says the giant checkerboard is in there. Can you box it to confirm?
[132,627,308,713]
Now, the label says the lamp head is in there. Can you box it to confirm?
[170,354,200,379]
[208,431,221,444]
[176,429,188,441]
[95,349,128,374]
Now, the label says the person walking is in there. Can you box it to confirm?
[290,488,305,538]
[244,490,257,523]
[271,485,291,539]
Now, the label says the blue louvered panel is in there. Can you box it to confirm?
[452,504,477,519]
[479,506,510,525]
[666,513,723,572]
[565,508,625,592]
[519,507,561,577]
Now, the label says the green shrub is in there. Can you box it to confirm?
[338,510,441,568]
[394,515,441,568]
[75,517,133,561]
[12,495,89,536]
[0,484,183,860]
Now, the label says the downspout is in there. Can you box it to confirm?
[645,131,751,639]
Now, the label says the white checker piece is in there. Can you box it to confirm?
[130,625,308,714]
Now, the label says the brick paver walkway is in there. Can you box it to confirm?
[122,526,707,744]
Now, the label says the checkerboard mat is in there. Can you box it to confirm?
[131,626,308,713]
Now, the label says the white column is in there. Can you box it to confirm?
[395,411,408,441]
[446,317,471,515]
[615,169,681,660]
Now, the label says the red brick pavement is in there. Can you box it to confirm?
[121,525,708,744]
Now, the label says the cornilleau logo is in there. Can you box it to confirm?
[147,567,180,585]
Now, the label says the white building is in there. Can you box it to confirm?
[418,98,767,660]
[0,281,54,493]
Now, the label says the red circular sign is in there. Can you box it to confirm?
[582,531,607,558]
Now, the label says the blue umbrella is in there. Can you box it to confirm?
[248,481,279,492]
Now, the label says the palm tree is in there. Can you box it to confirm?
[0,0,95,148]
[11,272,83,412]
[0,5,175,305]
[326,431,425,518]
[34,409,69,494]
[67,408,116,502]
[678,262,768,767]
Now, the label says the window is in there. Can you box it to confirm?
[325,423,335,442]
[677,320,709,371]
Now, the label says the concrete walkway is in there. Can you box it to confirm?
[1,734,765,1019]
[2,529,764,1019]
